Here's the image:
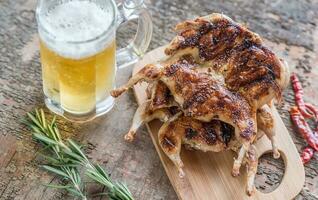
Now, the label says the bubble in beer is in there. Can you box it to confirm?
[39,0,115,59]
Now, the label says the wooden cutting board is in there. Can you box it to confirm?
[131,46,305,200]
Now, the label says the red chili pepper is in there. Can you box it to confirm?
[290,73,314,118]
[305,103,318,122]
[301,147,314,164]
[290,107,318,151]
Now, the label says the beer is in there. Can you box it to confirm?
[36,0,152,121]
[39,1,116,114]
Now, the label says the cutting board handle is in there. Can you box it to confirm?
[254,111,305,200]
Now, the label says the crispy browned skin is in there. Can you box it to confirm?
[111,59,258,180]
[121,80,273,195]
[111,58,258,177]
[160,116,235,153]
[158,114,257,195]
[165,13,289,108]
[112,60,257,145]
[111,13,287,196]
[125,82,277,149]
[161,59,256,141]
[146,82,277,155]
[158,114,235,178]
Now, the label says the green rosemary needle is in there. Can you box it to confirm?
[24,109,134,200]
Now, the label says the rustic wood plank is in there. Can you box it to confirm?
[0,0,318,199]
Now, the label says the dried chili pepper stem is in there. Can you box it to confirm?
[290,106,318,151]
[290,73,314,118]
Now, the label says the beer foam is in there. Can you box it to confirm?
[39,0,115,59]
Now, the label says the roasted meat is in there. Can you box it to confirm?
[111,59,258,174]
[111,13,288,196]
[165,13,289,108]
[122,82,275,196]
[157,114,258,195]
[111,60,257,147]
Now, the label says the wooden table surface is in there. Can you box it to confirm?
[0,0,318,199]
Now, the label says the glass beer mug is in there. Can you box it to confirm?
[36,0,152,121]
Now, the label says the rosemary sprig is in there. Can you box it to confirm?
[24,109,134,200]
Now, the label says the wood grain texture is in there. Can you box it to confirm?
[132,46,305,200]
[0,0,318,199]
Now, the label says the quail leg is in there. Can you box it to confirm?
[125,101,171,142]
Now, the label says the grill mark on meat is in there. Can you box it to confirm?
[185,128,198,139]
[163,49,256,140]
[198,23,241,61]
[226,68,268,91]
[240,78,281,102]
[165,62,181,77]
[177,18,251,61]
[226,44,281,92]
[202,123,218,145]
[163,62,254,139]
[182,84,215,110]
[180,54,197,65]
[183,85,251,125]
[164,59,193,77]
[169,16,282,104]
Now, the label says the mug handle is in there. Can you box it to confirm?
[116,0,153,68]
